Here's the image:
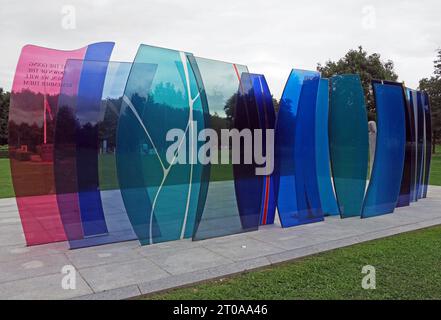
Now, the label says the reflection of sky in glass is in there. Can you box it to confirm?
[194,57,248,118]
[62,61,133,124]
[102,62,132,99]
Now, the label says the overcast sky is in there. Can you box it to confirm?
[0,0,440,98]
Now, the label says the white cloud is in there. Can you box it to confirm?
[0,0,440,98]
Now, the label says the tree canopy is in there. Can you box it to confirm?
[419,48,441,150]
[317,46,398,119]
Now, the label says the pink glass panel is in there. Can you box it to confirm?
[8,45,87,245]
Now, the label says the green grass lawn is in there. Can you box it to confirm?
[2,146,440,198]
[0,153,236,198]
[429,145,441,185]
[140,225,441,300]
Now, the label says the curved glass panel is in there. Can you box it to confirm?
[416,91,425,199]
[190,57,256,240]
[395,82,415,208]
[329,75,368,218]
[54,59,83,242]
[253,75,277,225]
[8,44,87,245]
[362,81,406,217]
[116,45,205,245]
[274,69,324,228]
[316,79,339,216]
[251,74,276,225]
[75,43,114,237]
[407,88,419,202]
[233,73,264,230]
[55,60,137,249]
[422,91,432,198]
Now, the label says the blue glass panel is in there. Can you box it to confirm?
[395,82,415,208]
[55,59,83,241]
[56,60,137,248]
[315,79,339,216]
[362,81,406,217]
[329,75,368,218]
[416,91,425,199]
[190,57,255,240]
[75,42,114,237]
[407,88,419,202]
[250,74,277,225]
[116,45,205,245]
[233,73,264,230]
[422,91,432,198]
[274,69,324,227]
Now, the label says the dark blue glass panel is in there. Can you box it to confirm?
[190,57,254,240]
[116,45,205,245]
[329,75,369,218]
[232,73,264,231]
[416,91,425,199]
[395,82,415,208]
[55,59,83,241]
[407,88,419,202]
[274,69,324,227]
[250,74,276,225]
[315,79,339,216]
[75,42,114,237]
[362,81,406,217]
[422,91,432,198]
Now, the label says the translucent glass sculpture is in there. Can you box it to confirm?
[250,74,276,225]
[116,45,205,245]
[329,75,368,218]
[189,57,263,240]
[422,91,432,198]
[8,43,113,245]
[395,82,415,208]
[362,81,406,217]
[274,69,324,227]
[55,60,136,248]
[315,78,339,216]
[406,88,419,202]
[416,91,425,199]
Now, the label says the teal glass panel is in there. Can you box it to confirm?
[315,78,339,216]
[116,45,205,245]
[329,75,369,218]
[189,57,255,240]
[362,81,406,217]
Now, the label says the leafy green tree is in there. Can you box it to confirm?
[317,46,398,120]
[419,49,441,151]
[0,88,10,145]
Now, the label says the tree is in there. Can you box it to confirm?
[317,46,398,120]
[419,48,441,151]
[0,88,10,145]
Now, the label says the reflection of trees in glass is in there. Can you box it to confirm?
[8,90,59,151]
[99,97,122,153]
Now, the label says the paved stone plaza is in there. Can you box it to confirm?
[0,186,440,300]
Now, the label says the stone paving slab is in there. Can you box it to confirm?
[0,186,440,300]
